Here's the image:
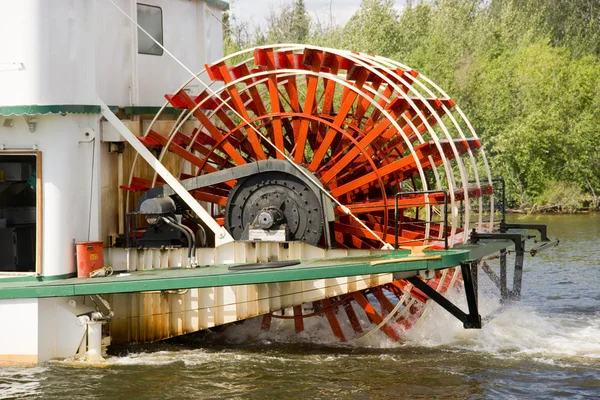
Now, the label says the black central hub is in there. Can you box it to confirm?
[225,172,324,245]
[256,207,284,229]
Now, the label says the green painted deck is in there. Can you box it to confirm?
[0,240,512,300]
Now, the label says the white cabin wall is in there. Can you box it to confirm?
[0,0,97,106]
[0,0,226,277]
[94,0,227,106]
[94,0,135,107]
[137,0,202,105]
[0,0,225,108]
[2,115,102,277]
[0,298,40,364]
[203,4,225,69]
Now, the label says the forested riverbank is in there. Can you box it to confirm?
[224,0,600,212]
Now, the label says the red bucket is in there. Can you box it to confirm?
[75,241,104,278]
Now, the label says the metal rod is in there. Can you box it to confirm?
[512,239,525,301]
[394,194,399,249]
[493,177,506,225]
[501,222,550,242]
[125,213,130,249]
[406,276,473,328]
[472,260,479,299]
[500,249,508,301]
[481,261,501,290]
[530,239,559,256]
[98,100,234,247]
[162,217,193,265]
[395,190,448,250]
[460,261,481,328]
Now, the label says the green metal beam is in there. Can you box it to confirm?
[455,239,516,261]
[0,249,470,300]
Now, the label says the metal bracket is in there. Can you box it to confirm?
[499,221,550,242]
[529,239,559,256]
[407,261,481,329]
[107,142,125,154]
[470,230,525,301]
[470,230,524,252]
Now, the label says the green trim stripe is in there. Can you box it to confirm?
[0,272,76,284]
[123,106,183,115]
[204,0,229,11]
[0,105,184,117]
[0,105,103,116]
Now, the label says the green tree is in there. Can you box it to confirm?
[265,0,311,43]
[341,0,400,56]
[223,0,600,210]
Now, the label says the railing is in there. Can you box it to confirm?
[394,190,449,250]
[461,177,506,229]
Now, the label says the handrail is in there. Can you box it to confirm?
[468,177,506,224]
[394,190,449,250]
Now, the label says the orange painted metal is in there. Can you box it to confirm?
[343,303,364,334]
[321,299,347,342]
[261,313,272,331]
[293,305,304,333]
[352,292,401,342]
[167,91,248,166]
[132,47,494,251]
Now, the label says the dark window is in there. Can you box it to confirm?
[137,4,163,56]
[0,154,37,273]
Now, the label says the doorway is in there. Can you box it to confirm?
[0,153,39,273]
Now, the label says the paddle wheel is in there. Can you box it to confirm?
[122,44,499,341]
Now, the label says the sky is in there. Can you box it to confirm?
[228,0,391,30]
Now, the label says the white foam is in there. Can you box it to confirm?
[0,366,47,399]
[218,290,600,366]
[402,289,600,364]
[46,289,600,368]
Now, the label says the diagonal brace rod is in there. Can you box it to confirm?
[98,99,234,247]
[407,262,481,329]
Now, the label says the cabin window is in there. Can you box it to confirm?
[0,154,40,274]
[137,4,164,56]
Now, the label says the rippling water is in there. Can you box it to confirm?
[1,214,599,399]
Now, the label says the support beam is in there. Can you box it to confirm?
[293,305,304,333]
[98,99,234,247]
[407,269,481,329]
[481,261,501,290]
[470,231,527,302]
[460,261,481,328]
[512,241,525,301]
[500,249,508,300]
[500,222,550,242]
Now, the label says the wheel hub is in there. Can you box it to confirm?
[225,172,324,245]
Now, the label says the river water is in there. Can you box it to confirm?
[1,214,599,399]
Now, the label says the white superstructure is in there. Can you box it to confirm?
[0,0,228,364]
[0,0,226,278]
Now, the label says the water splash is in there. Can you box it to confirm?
[0,366,46,399]
[402,290,600,365]
[201,288,600,367]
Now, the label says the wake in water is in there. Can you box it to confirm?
[403,291,600,365]
[203,289,600,367]
[0,366,47,399]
